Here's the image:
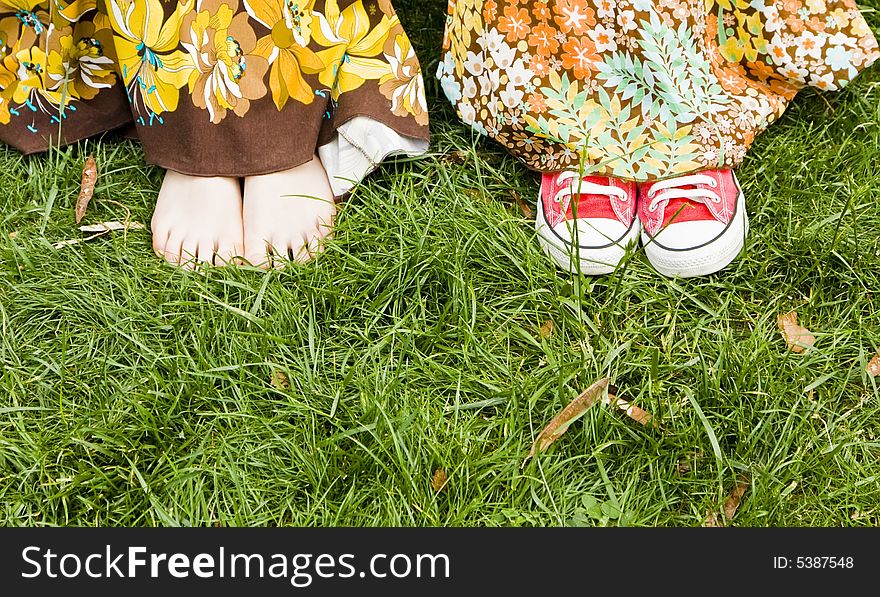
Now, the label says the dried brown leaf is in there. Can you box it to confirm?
[605,391,654,427]
[523,378,608,467]
[703,474,750,527]
[867,351,880,378]
[723,474,750,520]
[440,150,468,165]
[703,512,722,527]
[539,320,555,339]
[512,190,533,219]
[75,156,98,224]
[53,220,145,249]
[777,311,816,354]
[431,469,447,493]
[270,370,290,390]
[79,221,145,233]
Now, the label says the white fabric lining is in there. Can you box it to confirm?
[318,116,429,197]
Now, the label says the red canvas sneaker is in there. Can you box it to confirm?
[535,172,640,275]
[637,169,749,278]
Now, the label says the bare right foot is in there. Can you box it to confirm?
[151,170,244,269]
[242,157,336,269]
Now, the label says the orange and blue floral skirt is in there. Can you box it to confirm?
[0,0,429,194]
[438,0,879,181]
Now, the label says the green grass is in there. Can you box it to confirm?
[2,0,880,527]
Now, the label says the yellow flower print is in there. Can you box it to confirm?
[0,0,90,31]
[7,44,47,105]
[106,0,195,122]
[245,0,324,109]
[44,19,117,105]
[0,51,24,123]
[54,0,99,25]
[311,0,393,100]
[379,25,426,125]
[0,1,48,55]
[180,0,269,122]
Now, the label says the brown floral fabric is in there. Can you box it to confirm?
[0,0,429,177]
[437,0,879,180]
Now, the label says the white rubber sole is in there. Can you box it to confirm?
[535,196,641,275]
[641,188,749,278]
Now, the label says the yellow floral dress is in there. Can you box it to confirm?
[0,0,429,193]
[438,0,879,180]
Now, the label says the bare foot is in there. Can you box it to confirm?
[242,156,336,269]
[151,170,244,269]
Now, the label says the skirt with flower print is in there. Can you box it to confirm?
[437,0,879,181]
[0,0,429,187]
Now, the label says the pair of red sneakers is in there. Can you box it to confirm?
[535,169,749,277]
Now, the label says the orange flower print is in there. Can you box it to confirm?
[529,53,550,76]
[484,0,498,21]
[746,60,776,82]
[498,5,532,42]
[782,0,803,14]
[807,16,825,32]
[528,22,561,56]
[527,91,547,113]
[786,16,805,34]
[561,36,598,79]
[533,2,551,21]
[552,0,597,36]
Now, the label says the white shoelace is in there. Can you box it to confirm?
[553,171,628,206]
[645,174,721,213]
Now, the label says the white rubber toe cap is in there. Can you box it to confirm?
[649,220,727,251]
[536,211,640,276]
[641,192,748,278]
[549,217,632,249]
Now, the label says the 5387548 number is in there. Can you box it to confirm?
[773,557,854,569]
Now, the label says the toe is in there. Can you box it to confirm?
[152,225,171,260]
[180,238,200,270]
[306,229,325,260]
[287,232,311,264]
[268,238,288,270]
[163,234,185,266]
[215,238,241,266]
[196,238,215,267]
[244,236,272,269]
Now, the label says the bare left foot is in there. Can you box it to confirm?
[242,156,336,269]
[151,170,244,270]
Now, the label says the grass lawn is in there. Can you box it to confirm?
[2,0,880,527]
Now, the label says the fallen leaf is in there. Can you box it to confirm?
[270,370,290,390]
[604,390,654,427]
[523,378,609,467]
[723,474,750,520]
[539,320,554,338]
[53,220,145,249]
[703,474,750,527]
[431,469,447,493]
[440,150,467,165]
[777,311,816,354]
[867,351,880,378]
[512,190,533,219]
[79,221,144,233]
[75,156,98,224]
[8,231,18,239]
[703,512,722,527]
